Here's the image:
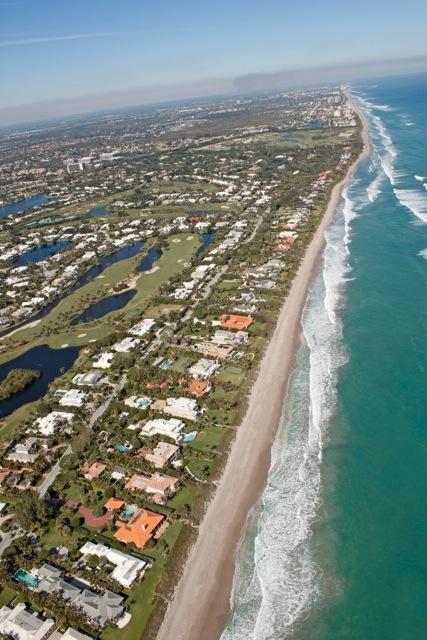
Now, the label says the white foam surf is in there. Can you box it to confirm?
[393,188,427,223]
[221,180,360,640]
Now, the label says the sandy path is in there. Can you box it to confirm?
[157,99,371,640]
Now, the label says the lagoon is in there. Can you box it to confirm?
[0,345,80,419]
[0,194,51,219]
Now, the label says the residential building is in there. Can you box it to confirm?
[0,603,54,640]
[194,341,234,360]
[129,319,155,337]
[93,352,115,369]
[83,461,107,480]
[72,371,103,387]
[219,313,253,330]
[186,379,211,397]
[104,497,125,512]
[211,329,248,346]
[114,508,164,549]
[138,441,180,469]
[35,411,74,436]
[35,564,124,628]
[80,541,148,588]
[57,629,93,640]
[112,337,140,353]
[6,437,40,463]
[163,396,201,421]
[140,418,185,443]
[124,395,152,410]
[125,472,179,503]
[188,358,220,379]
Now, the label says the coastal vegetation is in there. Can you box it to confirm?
[0,367,40,400]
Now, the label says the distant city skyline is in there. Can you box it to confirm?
[2,0,427,125]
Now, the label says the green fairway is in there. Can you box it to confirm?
[0,234,199,365]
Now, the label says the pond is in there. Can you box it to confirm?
[89,206,111,217]
[0,194,51,219]
[0,240,147,338]
[136,245,163,272]
[0,344,80,419]
[70,289,137,325]
[196,230,216,256]
[70,244,162,326]
[15,241,73,267]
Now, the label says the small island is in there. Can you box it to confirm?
[0,368,41,400]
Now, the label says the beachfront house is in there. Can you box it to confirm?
[79,541,149,588]
[138,441,181,469]
[140,418,185,443]
[125,472,179,504]
[163,396,201,421]
[188,358,220,379]
[114,508,165,549]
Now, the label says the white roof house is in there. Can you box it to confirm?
[93,352,115,369]
[58,629,93,640]
[141,418,185,443]
[129,319,155,337]
[113,337,141,353]
[35,411,74,436]
[72,370,103,386]
[0,603,54,640]
[59,389,87,408]
[124,396,152,410]
[80,541,148,589]
[188,358,220,380]
[212,329,248,346]
[163,397,201,421]
[6,437,40,463]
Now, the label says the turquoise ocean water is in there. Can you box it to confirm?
[221,74,427,640]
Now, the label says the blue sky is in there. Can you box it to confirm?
[2,0,427,124]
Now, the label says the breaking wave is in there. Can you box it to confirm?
[221,174,362,640]
[393,188,427,223]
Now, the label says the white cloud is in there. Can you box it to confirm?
[0,31,138,47]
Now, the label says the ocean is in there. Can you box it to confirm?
[221,73,427,640]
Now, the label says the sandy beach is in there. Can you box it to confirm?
[156,99,371,640]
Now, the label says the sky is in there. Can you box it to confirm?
[1,0,427,125]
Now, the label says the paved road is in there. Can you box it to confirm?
[37,373,127,499]
[200,264,229,300]
[37,444,72,499]
[243,215,263,245]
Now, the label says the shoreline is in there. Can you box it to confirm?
[155,97,371,640]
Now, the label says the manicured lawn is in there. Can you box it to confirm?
[185,453,214,480]
[0,400,38,441]
[0,585,16,607]
[42,525,80,550]
[190,426,226,452]
[210,386,239,403]
[216,365,245,386]
[208,407,237,425]
[170,354,193,374]
[168,484,199,511]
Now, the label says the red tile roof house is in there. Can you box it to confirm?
[83,461,108,481]
[125,473,179,504]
